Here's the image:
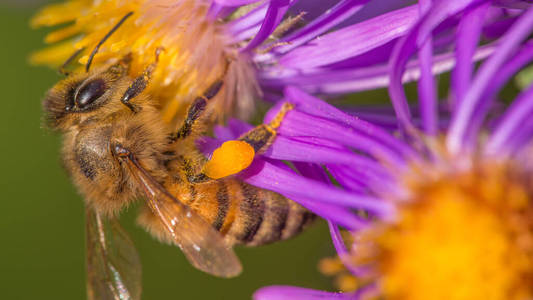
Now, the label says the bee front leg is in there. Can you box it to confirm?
[120,48,163,113]
[189,103,294,184]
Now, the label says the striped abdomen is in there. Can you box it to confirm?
[170,179,315,246]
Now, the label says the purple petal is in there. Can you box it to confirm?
[241,0,294,52]
[227,118,253,136]
[279,5,418,69]
[278,110,407,167]
[214,0,263,5]
[275,87,418,162]
[213,124,236,141]
[417,0,438,135]
[226,2,268,39]
[483,41,533,104]
[297,199,368,230]
[291,162,330,183]
[451,3,490,107]
[260,42,494,96]
[254,286,354,300]
[241,158,393,215]
[197,137,222,155]
[388,0,481,134]
[328,221,348,256]
[485,82,533,156]
[447,6,533,155]
[328,164,406,198]
[499,118,533,156]
[483,13,518,39]
[328,222,368,276]
[263,136,390,177]
[273,0,369,54]
[494,0,533,9]
[327,165,367,192]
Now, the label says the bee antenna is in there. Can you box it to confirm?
[86,11,134,73]
[59,47,85,76]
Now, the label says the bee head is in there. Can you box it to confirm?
[43,56,131,131]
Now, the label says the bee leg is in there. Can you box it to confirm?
[239,102,294,153]
[120,47,164,113]
[188,103,294,184]
[169,80,224,142]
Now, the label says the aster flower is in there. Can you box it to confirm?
[197,1,533,299]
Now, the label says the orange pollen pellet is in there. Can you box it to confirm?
[204,140,255,179]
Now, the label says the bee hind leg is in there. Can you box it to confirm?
[189,102,294,184]
[169,80,224,142]
[120,47,164,112]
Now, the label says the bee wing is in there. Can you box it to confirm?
[86,207,142,300]
[121,152,242,278]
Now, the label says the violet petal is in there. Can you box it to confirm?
[241,158,392,214]
[254,286,354,300]
[451,3,490,107]
[417,0,438,135]
[485,82,533,155]
[214,0,264,6]
[277,87,418,162]
[274,0,369,54]
[279,110,407,167]
[279,5,418,69]
[259,44,494,95]
[389,0,481,133]
[447,6,533,155]
[263,135,390,177]
[241,0,294,52]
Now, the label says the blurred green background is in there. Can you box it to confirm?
[0,2,333,299]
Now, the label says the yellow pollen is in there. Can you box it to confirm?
[354,164,533,300]
[204,140,255,179]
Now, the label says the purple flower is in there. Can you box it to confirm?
[203,1,533,298]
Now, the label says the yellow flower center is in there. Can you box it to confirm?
[31,0,258,123]
[356,163,533,300]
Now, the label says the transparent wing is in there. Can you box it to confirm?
[86,207,142,300]
[121,152,242,278]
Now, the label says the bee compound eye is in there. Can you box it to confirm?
[75,79,107,109]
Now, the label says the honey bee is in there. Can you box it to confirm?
[43,13,314,300]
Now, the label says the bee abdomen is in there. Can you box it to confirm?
[231,182,315,246]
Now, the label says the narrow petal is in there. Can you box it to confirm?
[254,286,354,300]
[213,125,236,141]
[279,5,418,69]
[279,110,406,166]
[485,82,533,156]
[241,159,393,214]
[214,0,264,5]
[299,200,368,230]
[241,0,294,52]
[417,0,438,135]
[276,87,418,162]
[259,42,494,96]
[447,6,533,155]
[274,0,369,54]
[389,0,481,133]
[451,3,490,106]
[264,136,390,177]
[226,2,268,37]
